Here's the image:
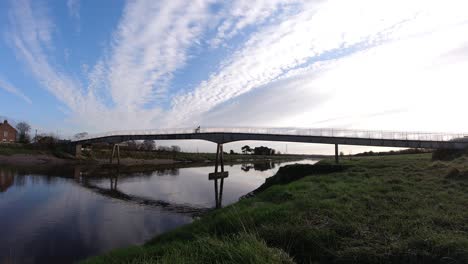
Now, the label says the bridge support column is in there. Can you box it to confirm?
[335,144,339,164]
[209,143,228,208]
[110,144,121,165]
[75,144,82,157]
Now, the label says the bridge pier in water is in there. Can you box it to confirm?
[209,143,229,208]
[110,144,121,165]
[335,144,339,164]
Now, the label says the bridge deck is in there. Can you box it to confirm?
[72,127,468,150]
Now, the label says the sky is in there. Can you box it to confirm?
[1,0,468,154]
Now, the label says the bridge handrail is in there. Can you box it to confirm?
[72,127,468,143]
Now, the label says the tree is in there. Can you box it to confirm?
[126,140,139,150]
[253,146,276,156]
[36,133,58,145]
[241,145,252,154]
[141,140,155,151]
[157,146,171,152]
[170,145,181,153]
[16,122,31,143]
[229,150,236,155]
[73,132,88,140]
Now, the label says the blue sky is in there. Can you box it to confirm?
[1,0,468,153]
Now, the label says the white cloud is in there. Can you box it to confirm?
[107,0,212,110]
[167,0,468,128]
[5,0,215,132]
[199,21,468,134]
[0,76,32,104]
[7,0,84,109]
[210,0,305,47]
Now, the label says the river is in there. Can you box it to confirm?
[0,159,317,263]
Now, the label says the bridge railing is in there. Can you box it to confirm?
[72,127,468,143]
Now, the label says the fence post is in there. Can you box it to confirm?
[335,144,339,164]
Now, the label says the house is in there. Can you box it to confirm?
[0,120,17,143]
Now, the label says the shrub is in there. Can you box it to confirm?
[432,149,467,161]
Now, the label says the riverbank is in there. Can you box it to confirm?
[0,144,321,166]
[82,153,468,263]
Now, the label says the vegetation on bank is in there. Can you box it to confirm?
[87,147,314,163]
[0,142,72,158]
[82,153,468,264]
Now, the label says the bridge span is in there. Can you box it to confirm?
[71,127,468,163]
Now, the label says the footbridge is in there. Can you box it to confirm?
[71,127,468,163]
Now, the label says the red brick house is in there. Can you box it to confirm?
[0,120,17,143]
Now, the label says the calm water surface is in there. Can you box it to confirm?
[0,159,317,264]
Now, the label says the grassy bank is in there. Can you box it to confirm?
[81,154,468,263]
[0,143,73,159]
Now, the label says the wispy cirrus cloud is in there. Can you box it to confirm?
[5,0,216,132]
[6,0,112,131]
[200,20,468,133]
[106,0,212,110]
[209,0,305,47]
[7,0,85,109]
[0,76,32,104]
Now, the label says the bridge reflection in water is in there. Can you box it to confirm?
[73,165,230,213]
[74,171,207,215]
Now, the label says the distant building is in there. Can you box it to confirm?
[0,120,17,143]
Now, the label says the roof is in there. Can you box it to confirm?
[0,120,17,132]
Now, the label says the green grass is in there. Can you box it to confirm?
[0,144,43,155]
[82,154,468,264]
[81,233,293,264]
[0,143,74,159]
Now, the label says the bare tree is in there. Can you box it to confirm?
[16,122,31,143]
